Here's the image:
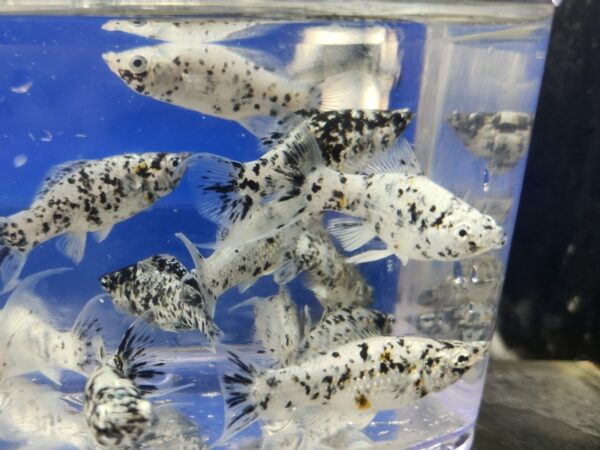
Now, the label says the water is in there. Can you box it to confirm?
[0,3,553,449]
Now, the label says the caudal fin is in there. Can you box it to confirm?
[113,316,170,395]
[0,221,28,294]
[218,351,264,445]
[190,124,324,248]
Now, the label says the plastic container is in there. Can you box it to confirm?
[0,1,554,449]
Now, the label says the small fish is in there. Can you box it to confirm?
[183,218,372,310]
[192,130,506,266]
[446,111,534,171]
[0,377,92,449]
[0,269,102,384]
[0,152,193,292]
[102,43,346,130]
[102,18,281,44]
[250,289,394,367]
[221,336,487,443]
[100,233,221,347]
[84,316,167,448]
[258,108,414,172]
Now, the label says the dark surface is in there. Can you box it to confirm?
[474,360,600,449]
[500,0,600,360]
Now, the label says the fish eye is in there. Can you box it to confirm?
[129,55,148,74]
[456,224,471,239]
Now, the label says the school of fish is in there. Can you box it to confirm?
[0,16,530,450]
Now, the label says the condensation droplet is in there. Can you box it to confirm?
[27,132,35,142]
[567,296,581,314]
[453,261,465,285]
[483,167,490,192]
[552,0,562,6]
[10,80,33,94]
[471,266,479,284]
[13,154,28,168]
[40,129,52,142]
[75,133,87,138]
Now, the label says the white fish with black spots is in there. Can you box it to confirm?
[182,218,372,309]
[84,316,169,448]
[446,111,534,171]
[102,43,346,129]
[102,18,281,44]
[221,336,488,443]
[193,130,506,265]
[0,152,193,292]
[0,269,103,384]
[99,234,221,348]
[0,377,93,449]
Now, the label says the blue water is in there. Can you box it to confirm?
[0,13,551,450]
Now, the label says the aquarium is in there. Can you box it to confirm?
[0,1,554,449]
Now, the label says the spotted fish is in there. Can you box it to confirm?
[0,269,103,384]
[100,234,221,348]
[102,43,346,130]
[0,377,92,449]
[250,289,394,367]
[102,18,281,44]
[181,218,372,310]
[192,129,506,266]
[446,111,534,171]
[0,152,193,292]
[221,336,488,443]
[84,316,168,448]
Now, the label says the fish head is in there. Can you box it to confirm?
[446,111,489,137]
[415,192,506,262]
[102,44,188,103]
[99,265,137,312]
[102,19,160,39]
[423,340,488,393]
[152,152,194,190]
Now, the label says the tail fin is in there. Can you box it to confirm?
[113,316,170,395]
[71,294,115,374]
[190,125,324,248]
[0,220,28,294]
[219,351,264,444]
[253,289,301,367]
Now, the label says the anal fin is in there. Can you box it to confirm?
[327,217,377,252]
[346,249,396,265]
[55,231,87,264]
[91,224,113,243]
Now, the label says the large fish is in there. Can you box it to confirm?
[0,152,193,292]
[192,128,506,266]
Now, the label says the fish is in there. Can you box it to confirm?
[99,233,221,348]
[250,289,394,367]
[0,269,103,384]
[181,218,372,310]
[84,316,168,448]
[102,18,281,44]
[220,336,488,444]
[102,42,347,130]
[0,377,93,449]
[0,152,193,292]
[192,129,507,266]
[257,108,414,172]
[446,111,534,171]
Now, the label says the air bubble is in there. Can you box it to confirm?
[483,167,490,192]
[552,0,562,6]
[10,80,33,94]
[13,154,28,168]
[470,266,479,284]
[453,261,465,285]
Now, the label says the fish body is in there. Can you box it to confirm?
[0,377,92,449]
[100,245,221,346]
[103,43,319,127]
[0,269,100,383]
[222,336,487,440]
[85,364,152,448]
[84,318,167,448]
[102,18,280,44]
[193,134,506,265]
[446,111,534,171]
[0,152,192,291]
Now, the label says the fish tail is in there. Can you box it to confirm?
[0,218,28,294]
[175,232,222,350]
[113,316,169,395]
[218,351,264,444]
[190,124,324,247]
